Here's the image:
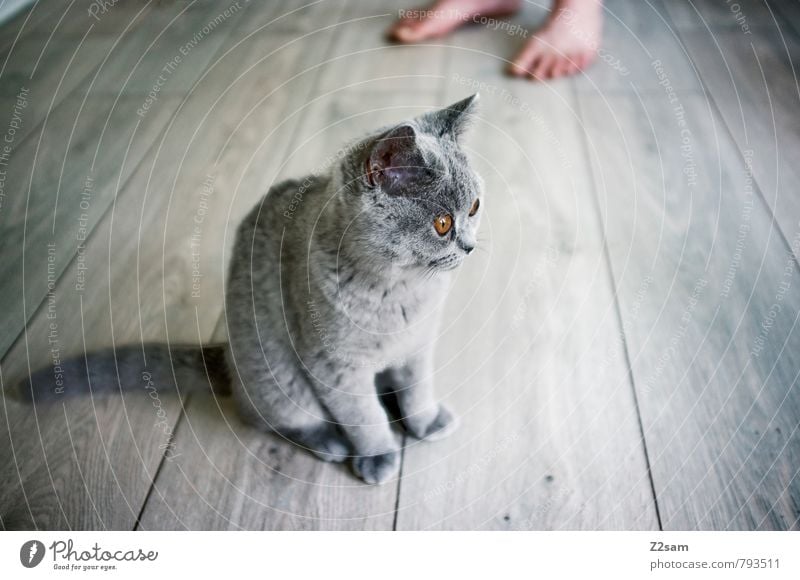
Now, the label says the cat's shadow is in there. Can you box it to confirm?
[184,382,407,482]
[5,374,409,484]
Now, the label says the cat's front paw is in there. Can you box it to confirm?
[311,434,350,463]
[407,404,459,441]
[353,450,400,485]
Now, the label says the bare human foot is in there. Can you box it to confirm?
[509,0,603,80]
[388,0,521,43]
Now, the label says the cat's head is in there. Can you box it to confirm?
[342,94,483,273]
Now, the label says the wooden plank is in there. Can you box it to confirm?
[569,0,701,93]
[257,0,347,33]
[0,0,157,150]
[281,90,441,184]
[0,34,112,152]
[0,93,181,359]
[0,0,158,44]
[0,95,188,529]
[662,0,784,31]
[0,0,250,359]
[315,0,448,94]
[0,0,61,54]
[0,372,182,530]
[89,0,247,95]
[578,92,800,530]
[0,0,242,156]
[0,2,258,530]
[394,30,659,530]
[140,371,401,529]
[52,1,158,40]
[772,1,800,38]
[673,27,800,263]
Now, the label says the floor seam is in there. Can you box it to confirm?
[571,84,664,531]
[133,394,188,531]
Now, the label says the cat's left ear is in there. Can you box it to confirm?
[365,124,424,193]
[421,93,480,139]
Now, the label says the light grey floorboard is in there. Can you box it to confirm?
[662,0,786,31]
[578,91,800,530]
[0,0,259,530]
[0,1,248,359]
[671,25,800,264]
[0,0,157,151]
[0,94,179,358]
[573,0,700,93]
[0,0,63,54]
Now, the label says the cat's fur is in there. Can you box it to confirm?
[20,95,483,485]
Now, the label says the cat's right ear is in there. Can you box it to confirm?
[365,124,422,193]
[420,93,479,140]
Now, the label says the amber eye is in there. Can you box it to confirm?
[469,198,480,217]
[434,214,453,236]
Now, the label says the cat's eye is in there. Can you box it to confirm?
[469,198,480,217]
[433,214,453,236]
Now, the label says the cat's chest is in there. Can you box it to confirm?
[308,272,447,350]
[340,278,442,331]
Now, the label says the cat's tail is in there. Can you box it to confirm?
[17,343,230,403]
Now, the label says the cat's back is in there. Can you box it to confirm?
[232,175,325,258]
[228,175,328,308]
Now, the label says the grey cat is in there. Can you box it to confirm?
[20,94,483,485]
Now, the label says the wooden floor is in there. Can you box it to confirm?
[0,0,798,530]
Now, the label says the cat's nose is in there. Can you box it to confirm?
[460,241,475,255]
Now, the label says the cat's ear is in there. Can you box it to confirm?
[365,124,423,192]
[421,93,479,139]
